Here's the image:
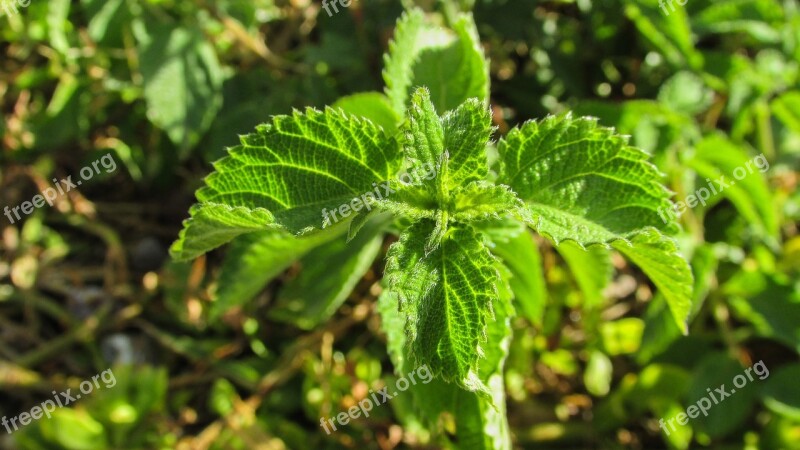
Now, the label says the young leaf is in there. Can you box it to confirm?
[392,88,498,255]
[450,182,527,223]
[383,9,489,115]
[440,97,493,187]
[385,221,499,394]
[170,108,403,260]
[404,88,445,179]
[401,87,494,212]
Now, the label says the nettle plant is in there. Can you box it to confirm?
[172,8,692,448]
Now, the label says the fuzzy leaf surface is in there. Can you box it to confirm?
[497,115,693,331]
[498,115,675,244]
[402,88,493,200]
[171,108,402,260]
[383,9,488,115]
[385,221,499,393]
[378,259,513,449]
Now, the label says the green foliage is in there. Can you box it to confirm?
[383,9,489,115]
[3,0,799,449]
[170,108,403,260]
[139,26,224,156]
[14,367,169,449]
[170,5,696,445]
[497,115,692,330]
[385,221,500,394]
[269,220,384,329]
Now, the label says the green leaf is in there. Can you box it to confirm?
[573,99,699,154]
[269,220,384,329]
[211,230,336,320]
[637,294,684,364]
[171,203,285,262]
[85,0,130,46]
[332,92,402,135]
[384,9,448,116]
[686,134,778,239]
[383,9,488,116]
[490,229,547,326]
[139,25,224,156]
[39,409,108,450]
[760,363,800,420]
[600,318,645,355]
[585,350,614,397]
[656,402,693,449]
[498,115,677,246]
[726,276,800,353]
[46,0,71,55]
[692,0,784,43]
[622,0,703,69]
[772,91,800,134]
[497,115,693,330]
[170,108,403,260]
[209,379,239,417]
[380,261,513,449]
[612,230,693,333]
[385,221,499,393]
[412,14,489,112]
[447,290,512,450]
[657,71,715,116]
[557,241,613,309]
[377,288,410,372]
[32,74,90,151]
[688,353,758,439]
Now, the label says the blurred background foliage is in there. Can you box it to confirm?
[0,0,798,448]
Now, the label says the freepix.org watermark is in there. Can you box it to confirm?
[1,0,30,17]
[319,364,433,434]
[2,368,116,435]
[657,153,769,223]
[3,153,117,225]
[321,162,436,229]
[321,0,355,17]
[658,360,769,436]
[659,0,689,16]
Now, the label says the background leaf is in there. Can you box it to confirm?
[139,25,224,156]
[383,9,489,115]
[269,221,384,329]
